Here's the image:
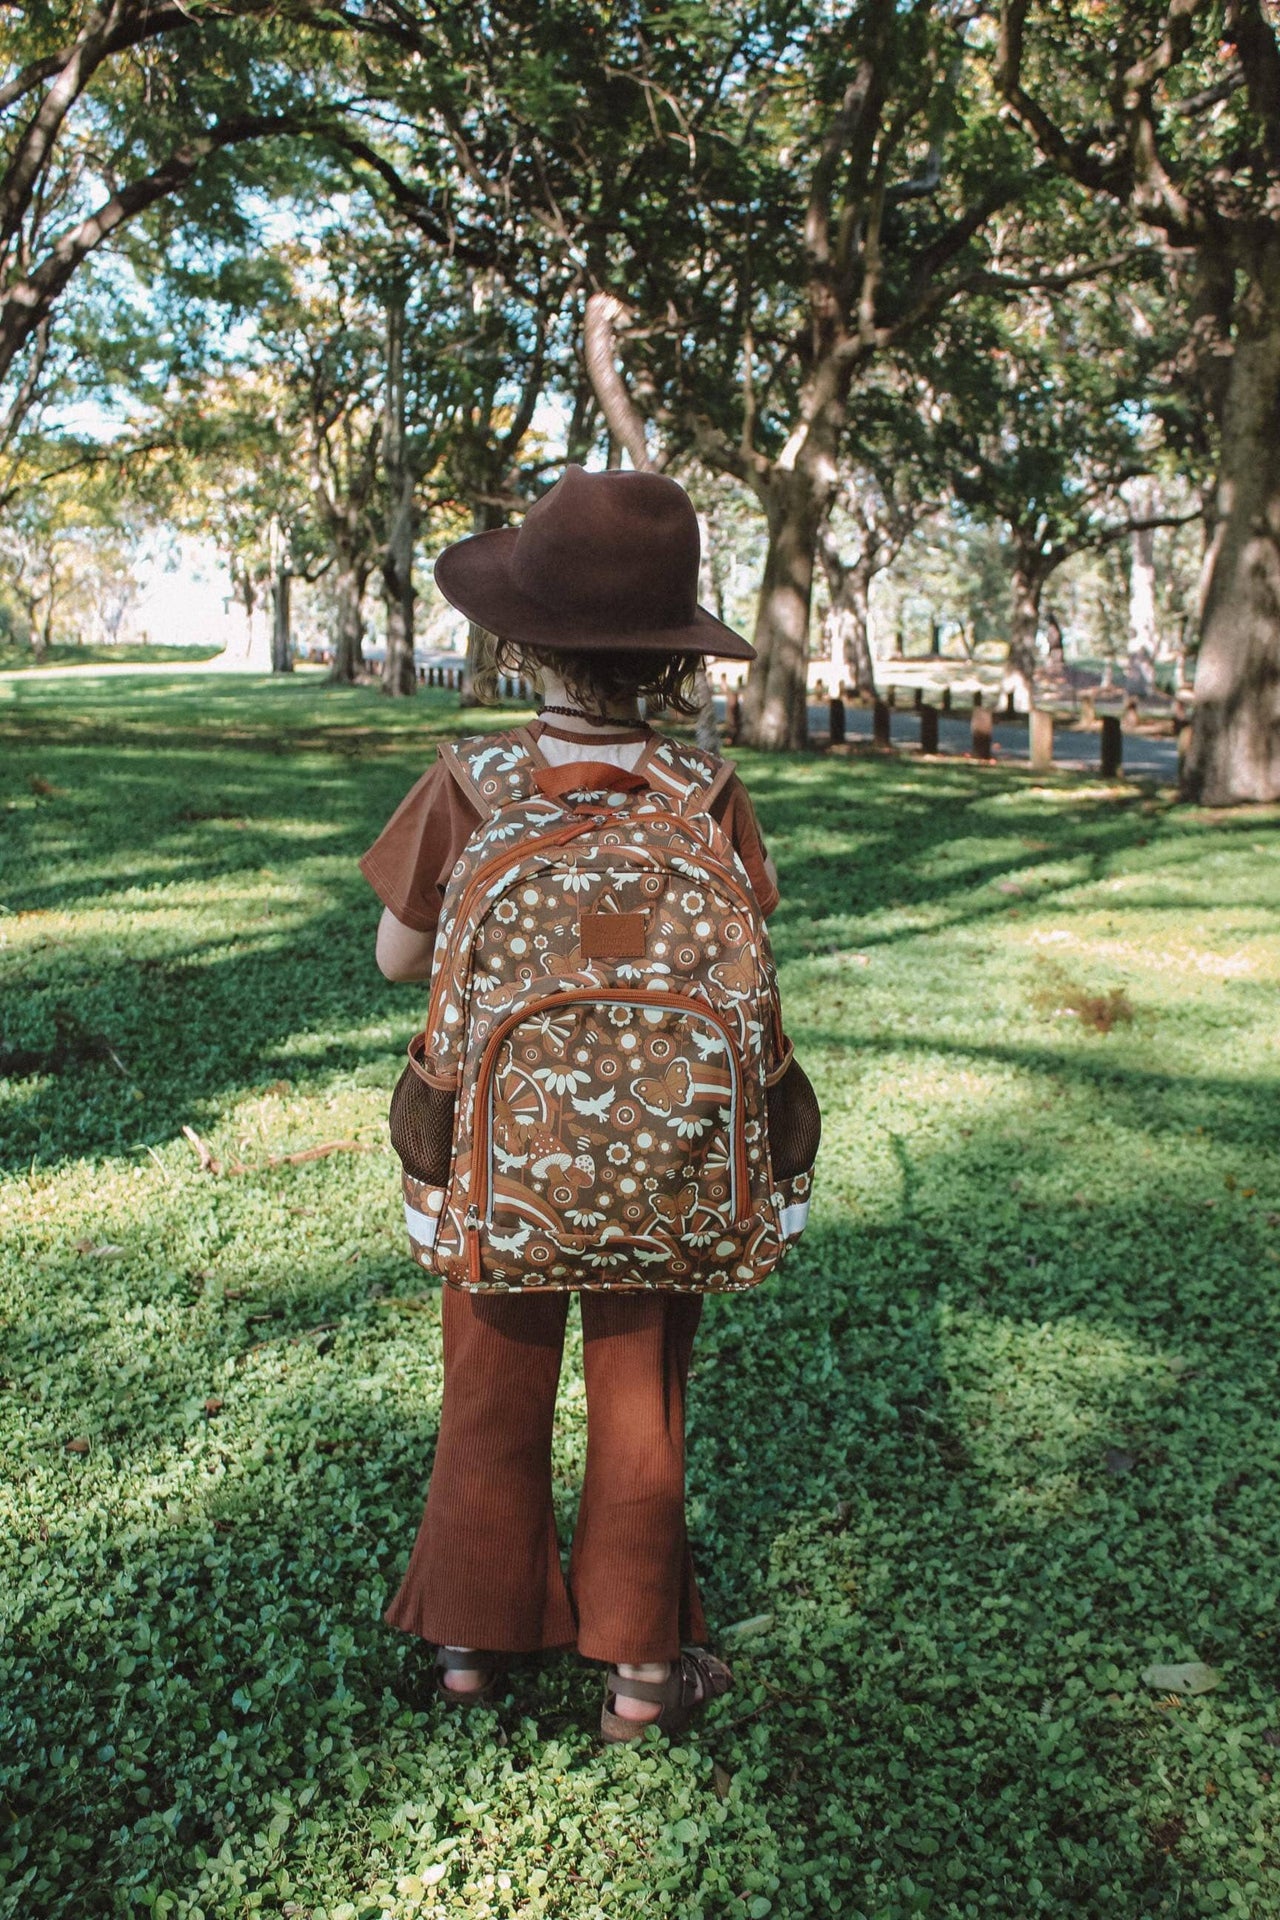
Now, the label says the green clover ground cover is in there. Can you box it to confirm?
[2,669,1279,1920]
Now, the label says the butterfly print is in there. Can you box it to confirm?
[650,1182,701,1229]
[631,1060,692,1116]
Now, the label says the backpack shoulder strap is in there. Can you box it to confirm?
[644,733,736,817]
[436,728,541,820]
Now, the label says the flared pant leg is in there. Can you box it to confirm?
[571,1291,707,1664]
[384,1286,707,1663]
[383,1288,578,1652]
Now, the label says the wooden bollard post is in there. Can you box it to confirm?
[828,694,846,746]
[971,702,993,761]
[1100,713,1123,777]
[873,698,891,748]
[919,703,939,755]
[1080,691,1095,727]
[1029,708,1054,772]
[726,686,741,742]
[941,686,952,712]
[914,687,924,710]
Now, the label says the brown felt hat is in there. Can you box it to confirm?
[433,464,755,660]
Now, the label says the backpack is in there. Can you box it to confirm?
[390,725,819,1292]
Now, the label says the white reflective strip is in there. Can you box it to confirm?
[404,1199,442,1249]
[779,1199,810,1240]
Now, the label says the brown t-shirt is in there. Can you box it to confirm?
[360,722,779,933]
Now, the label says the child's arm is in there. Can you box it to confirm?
[375,908,435,983]
[360,759,481,983]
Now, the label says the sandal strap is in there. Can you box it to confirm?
[678,1648,732,1706]
[605,1667,672,1707]
[436,1646,497,1672]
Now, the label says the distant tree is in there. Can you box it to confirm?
[999,0,1280,799]
[573,1,1027,748]
[0,465,143,657]
[929,277,1199,701]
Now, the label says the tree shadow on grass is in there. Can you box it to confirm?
[7,1105,1280,1917]
[8,731,1275,1173]
[6,689,1280,1911]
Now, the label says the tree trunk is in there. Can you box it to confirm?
[820,549,876,696]
[742,469,825,750]
[381,281,416,698]
[1003,555,1042,708]
[460,501,506,706]
[327,557,368,684]
[1128,491,1157,693]
[271,561,292,675]
[1182,244,1280,805]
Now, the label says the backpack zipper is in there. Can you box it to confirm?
[465,987,752,1283]
[425,815,765,1074]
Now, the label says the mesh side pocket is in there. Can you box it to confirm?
[766,1050,822,1182]
[389,1044,457,1188]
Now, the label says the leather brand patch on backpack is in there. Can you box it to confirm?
[579,909,647,959]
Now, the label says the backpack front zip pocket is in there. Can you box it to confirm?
[464,988,752,1285]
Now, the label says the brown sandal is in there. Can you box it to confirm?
[434,1646,500,1708]
[600,1648,732,1743]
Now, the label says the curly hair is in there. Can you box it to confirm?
[492,637,704,719]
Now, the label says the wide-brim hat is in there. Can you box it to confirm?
[433,464,755,661]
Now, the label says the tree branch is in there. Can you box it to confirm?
[583,291,658,472]
[0,109,323,385]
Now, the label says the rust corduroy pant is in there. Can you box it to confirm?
[384,1285,707,1664]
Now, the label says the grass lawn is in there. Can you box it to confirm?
[2,670,1279,1920]
[0,641,225,673]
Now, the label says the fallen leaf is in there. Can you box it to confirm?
[711,1763,734,1800]
[721,1612,774,1641]
[1105,1448,1136,1475]
[74,1240,125,1259]
[1141,1661,1222,1695]
[204,1397,224,1415]
[28,774,59,797]
[65,1437,90,1454]
[1262,1729,1280,1749]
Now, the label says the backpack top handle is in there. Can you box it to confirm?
[532,762,652,806]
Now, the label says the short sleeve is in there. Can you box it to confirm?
[359,759,482,933]
[708,771,780,918]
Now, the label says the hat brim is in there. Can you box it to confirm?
[434,527,756,662]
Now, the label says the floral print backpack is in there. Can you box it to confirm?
[388,726,820,1293]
